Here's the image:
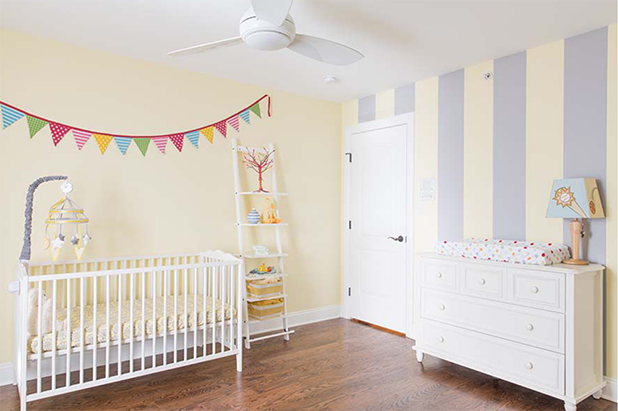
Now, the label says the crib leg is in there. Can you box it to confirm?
[236,352,242,373]
[20,393,26,411]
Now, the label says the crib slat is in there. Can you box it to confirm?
[202,265,207,358]
[52,279,57,390]
[163,270,168,367]
[79,278,85,384]
[174,269,178,364]
[130,273,134,374]
[221,266,225,354]
[193,268,198,359]
[117,274,122,377]
[184,268,188,361]
[37,283,42,394]
[66,279,72,388]
[212,266,217,355]
[152,269,157,368]
[106,274,110,379]
[93,276,98,382]
[141,270,146,370]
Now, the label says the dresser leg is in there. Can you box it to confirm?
[415,350,424,363]
[592,389,602,400]
[564,401,577,411]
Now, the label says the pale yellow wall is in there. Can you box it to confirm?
[526,40,564,243]
[463,60,493,239]
[0,29,342,364]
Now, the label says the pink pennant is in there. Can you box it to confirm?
[214,120,227,138]
[49,122,71,146]
[227,115,240,132]
[169,133,184,152]
[151,136,168,154]
[72,129,91,150]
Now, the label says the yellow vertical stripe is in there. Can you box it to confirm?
[525,40,564,243]
[463,60,493,239]
[414,77,439,252]
[606,23,617,379]
[375,89,395,119]
[342,100,359,127]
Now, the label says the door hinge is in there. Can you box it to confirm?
[348,220,352,230]
[345,152,352,163]
[348,287,352,297]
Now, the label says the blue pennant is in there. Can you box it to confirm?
[185,130,199,148]
[1,104,25,129]
[239,109,251,125]
[114,136,132,155]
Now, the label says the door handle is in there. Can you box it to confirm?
[387,235,404,242]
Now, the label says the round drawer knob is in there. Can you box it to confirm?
[525,362,534,370]
[530,286,540,294]
[437,272,443,279]
[526,323,534,331]
[437,336,445,343]
[438,304,446,311]
[479,278,486,285]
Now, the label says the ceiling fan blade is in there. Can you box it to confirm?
[287,34,364,66]
[168,37,243,57]
[251,0,293,26]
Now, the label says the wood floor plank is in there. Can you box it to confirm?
[0,319,612,411]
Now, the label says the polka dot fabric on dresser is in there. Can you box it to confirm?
[436,238,571,265]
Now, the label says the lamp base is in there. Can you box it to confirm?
[563,258,589,266]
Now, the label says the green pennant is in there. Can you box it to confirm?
[26,116,48,138]
[249,103,261,119]
[134,137,151,157]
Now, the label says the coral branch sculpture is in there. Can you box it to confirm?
[242,148,275,193]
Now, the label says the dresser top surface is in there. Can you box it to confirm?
[417,252,604,275]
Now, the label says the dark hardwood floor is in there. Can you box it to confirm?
[0,319,614,411]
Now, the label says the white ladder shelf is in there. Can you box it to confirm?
[231,139,294,348]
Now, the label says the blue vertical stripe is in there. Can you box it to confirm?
[438,70,464,241]
[395,83,415,114]
[564,27,607,264]
[358,95,376,123]
[493,52,527,240]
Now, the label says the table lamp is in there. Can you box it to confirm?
[546,178,604,265]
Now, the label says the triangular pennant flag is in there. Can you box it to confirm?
[93,134,113,154]
[249,102,261,119]
[227,115,240,132]
[27,116,48,138]
[200,126,214,144]
[72,129,91,150]
[74,247,85,260]
[185,131,199,148]
[169,133,184,152]
[1,104,25,129]
[151,136,168,154]
[214,121,227,138]
[50,247,61,262]
[49,122,71,146]
[239,109,251,125]
[134,138,151,157]
[114,136,132,155]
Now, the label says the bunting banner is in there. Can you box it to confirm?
[0,94,271,157]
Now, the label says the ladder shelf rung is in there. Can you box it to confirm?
[246,294,287,303]
[246,273,287,280]
[243,253,288,259]
[237,223,289,227]
[249,330,295,343]
[236,192,288,196]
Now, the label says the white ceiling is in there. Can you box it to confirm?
[0,0,616,102]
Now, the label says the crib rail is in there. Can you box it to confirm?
[15,251,243,409]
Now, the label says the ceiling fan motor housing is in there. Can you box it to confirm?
[239,9,296,51]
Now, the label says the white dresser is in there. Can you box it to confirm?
[414,253,605,411]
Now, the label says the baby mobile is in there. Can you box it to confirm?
[19,176,91,263]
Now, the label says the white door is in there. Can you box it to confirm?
[349,123,408,333]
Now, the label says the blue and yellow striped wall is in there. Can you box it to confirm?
[343,24,617,378]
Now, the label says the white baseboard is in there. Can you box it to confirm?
[603,377,617,403]
[249,305,341,335]
[0,305,342,387]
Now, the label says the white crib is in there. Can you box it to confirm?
[11,250,243,411]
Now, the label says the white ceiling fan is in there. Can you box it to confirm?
[167,0,364,66]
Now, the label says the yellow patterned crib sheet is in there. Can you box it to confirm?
[29,295,237,354]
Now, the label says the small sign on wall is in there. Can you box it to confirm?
[420,178,436,201]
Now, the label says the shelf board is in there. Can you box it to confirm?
[238,223,288,227]
[249,313,289,323]
[246,294,287,303]
[243,253,288,259]
[246,273,287,280]
[236,192,288,196]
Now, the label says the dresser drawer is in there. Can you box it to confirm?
[421,289,564,353]
[461,263,506,300]
[421,320,564,395]
[421,259,458,292]
[508,269,565,312]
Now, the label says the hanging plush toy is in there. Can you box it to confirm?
[261,196,282,224]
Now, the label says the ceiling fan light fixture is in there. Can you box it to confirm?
[240,9,296,51]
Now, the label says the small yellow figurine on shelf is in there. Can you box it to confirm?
[261,196,282,224]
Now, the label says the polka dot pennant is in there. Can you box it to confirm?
[239,109,251,125]
[134,137,150,156]
[26,116,48,138]
[227,115,240,132]
[169,133,184,152]
[200,126,214,144]
[114,136,132,155]
[93,134,113,154]
[151,136,168,154]
[72,129,91,150]
[214,120,227,138]
[185,130,199,148]
[48,122,71,146]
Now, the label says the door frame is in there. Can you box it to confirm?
[342,113,415,338]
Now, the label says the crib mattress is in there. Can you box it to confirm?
[436,238,570,265]
[29,295,236,354]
